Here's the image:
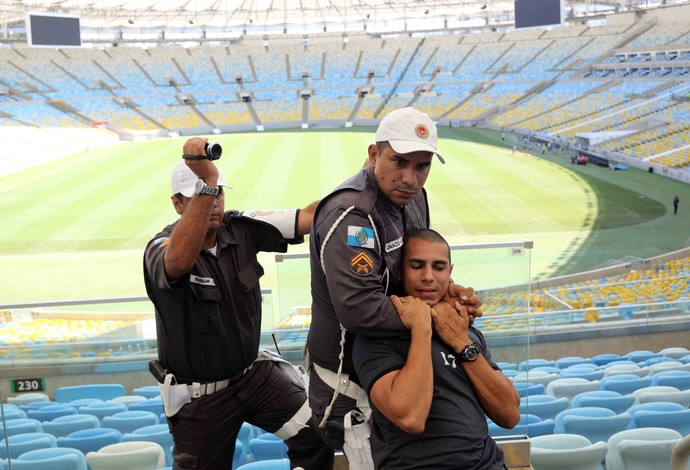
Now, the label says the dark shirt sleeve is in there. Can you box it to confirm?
[353,334,407,394]
[469,326,499,370]
[316,205,405,335]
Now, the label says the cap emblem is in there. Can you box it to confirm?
[415,124,429,139]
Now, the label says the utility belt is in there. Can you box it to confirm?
[150,359,253,416]
[151,350,308,421]
[178,366,251,398]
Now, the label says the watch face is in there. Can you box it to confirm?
[463,343,480,361]
[195,179,219,196]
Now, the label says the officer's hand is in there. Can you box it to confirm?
[444,283,483,325]
[431,301,471,351]
[182,137,219,186]
[391,295,431,332]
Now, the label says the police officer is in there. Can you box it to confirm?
[305,108,482,465]
[144,137,333,469]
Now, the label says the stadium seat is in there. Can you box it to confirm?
[78,402,128,424]
[651,370,690,390]
[55,385,126,403]
[632,408,690,435]
[132,386,161,399]
[86,441,165,469]
[518,395,569,421]
[248,433,288,461]
[637,387,690,407]
[530,434,608,470]
[27,404,78,422]
[128,398,164,416]
[0,432,58,459]
[122,424,173,466]
[7,393,50,406]
[599,374,652,394]
[57,428,123,454]
[102,410,160,434]
[512,371,559,388]
[488,414,554,438]
[606,427,682,470]
[236,459,290,470]
[41,414,101,438]
[0,418,43,440]
[546,378,600,403]
[619,438,681,470]
[233,439,247,469]
[571,390,635,415]
[554,407,631,443]
[514,383,546,398]
[0,447,87,470]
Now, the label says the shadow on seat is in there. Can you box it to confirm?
[530,433,608,470]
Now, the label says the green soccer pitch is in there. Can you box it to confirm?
[1,127,689,304]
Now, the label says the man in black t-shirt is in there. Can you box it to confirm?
[353,229,520,469]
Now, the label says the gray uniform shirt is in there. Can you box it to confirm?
[306,166,430,376]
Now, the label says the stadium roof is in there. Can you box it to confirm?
[1,0,686,35]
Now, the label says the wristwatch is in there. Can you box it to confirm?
[194,179,219,197]
[458,342,480,362]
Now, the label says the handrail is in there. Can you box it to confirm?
[275,240,534,261]
[0,289,273,311]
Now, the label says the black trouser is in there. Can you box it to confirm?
[167,360,334,469]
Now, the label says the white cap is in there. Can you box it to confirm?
[171,160,231,197]
[375,107,445,164]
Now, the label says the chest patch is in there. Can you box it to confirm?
[350,251,374,276]
[190,274,216,286]
[347,225,375,249]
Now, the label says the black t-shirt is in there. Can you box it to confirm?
[353,326,506,470]
[144,211,293,381]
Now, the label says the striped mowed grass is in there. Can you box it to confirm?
[1,127,687,320]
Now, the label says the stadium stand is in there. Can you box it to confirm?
[3,3,690,470]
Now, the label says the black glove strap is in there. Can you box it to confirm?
[182,154,218,161]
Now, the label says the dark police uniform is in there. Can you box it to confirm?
[144,210,333,469]
[306,166,429,449]
[353,327,506,470]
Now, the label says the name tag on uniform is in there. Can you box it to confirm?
[385,237,403,253]
[190,275,216,286]
[347,226,375,249]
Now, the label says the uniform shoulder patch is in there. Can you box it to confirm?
[153,237,170,249]
[351,250,374,276]
[347,225,375,249]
